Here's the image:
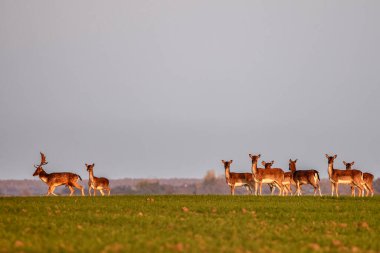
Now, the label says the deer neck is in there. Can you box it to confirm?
[251,160,258,175]
[38,169,49,183]
[224,167,231,183]
[328,162,334,178]
[289,164,296,173]
[89,170,95,182]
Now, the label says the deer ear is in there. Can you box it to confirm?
[325,154,329,158]
[230,160,233,163]
[249,154,252,158]
[334,154,337,159]
[343,161,347,165]
[294,159,298,163]
[258,154,261,158]
[271,160,274,164]
[352,161,355,166]
[92,163,95,166]
[221,160,225,164]
[85,163,88,167]
[261,161,266,166]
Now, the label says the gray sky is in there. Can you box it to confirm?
[1,1,380,180]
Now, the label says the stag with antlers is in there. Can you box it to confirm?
[33,152,84,196]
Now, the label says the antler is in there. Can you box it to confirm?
[34,152,48,168]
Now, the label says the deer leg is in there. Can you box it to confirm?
[279,184,284,196]
[68,186,75,196]
[259,182,263,196]
[79,186,84,196]
[335,183,339,197]
[100,189,105,196]
[281,184,286,196]
[244,185,250,195]
[357,184,364,197]
[286,185,291,196]
[367,184,374,197]
[296,181,300,196]
[274,182,283,196]
[269,184,274,195]
[88,187,92,196]
[248,184,253,195]
[107,188,111,196]
[331,183,335,197]
[72,182,84,196]
[254,182,259,196]
[48,186,57,196]
[350,185,355,197]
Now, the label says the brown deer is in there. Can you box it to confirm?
[86,163,111,196]
[32,152,84,196]
[289,159,321,196]
[221,160,254,195]
[325,154,365,197]
[262,161,292,196]
[343,161,374,197]
[249,154,284,196]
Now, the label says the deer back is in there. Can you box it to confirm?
[283,171,294,184]
[363,172,374,183]
[46,172,81,186]
[331,168,363,182]
[228,172,253,184]
[92,176,110,187]
[293,170,319,183]
[257,168,284,182]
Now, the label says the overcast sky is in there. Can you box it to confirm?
[1,1,380,180]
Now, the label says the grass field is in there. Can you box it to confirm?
[0,196,379,253]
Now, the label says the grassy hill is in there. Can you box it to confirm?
[1,196,379,252]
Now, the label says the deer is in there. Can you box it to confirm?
[343,161,374,197]
[262,161,292,196]
[325,154,365,197]
[221,160,255,195]
[289,159,321,196]
[249,154,284,196]
[86,163,111,196]
[32,152,84,196]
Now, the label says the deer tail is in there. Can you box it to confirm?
[314,170,320,182]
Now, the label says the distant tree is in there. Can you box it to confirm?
[203,170,216,182]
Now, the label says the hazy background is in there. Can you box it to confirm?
[1,1,379,180]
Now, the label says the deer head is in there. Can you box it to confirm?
[289,159,297,171]
[221,160,233,169]
[33,152,48,176]
[249,154,261,163]
[325,154,337,164]
[343,161,355,170]
[86,163,95,172]
[261,160,274,169]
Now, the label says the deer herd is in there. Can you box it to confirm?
[32,152,374,197]
[222,154,375,197]
[33,153,111,196]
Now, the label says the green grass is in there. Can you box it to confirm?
[0,196,379,253]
